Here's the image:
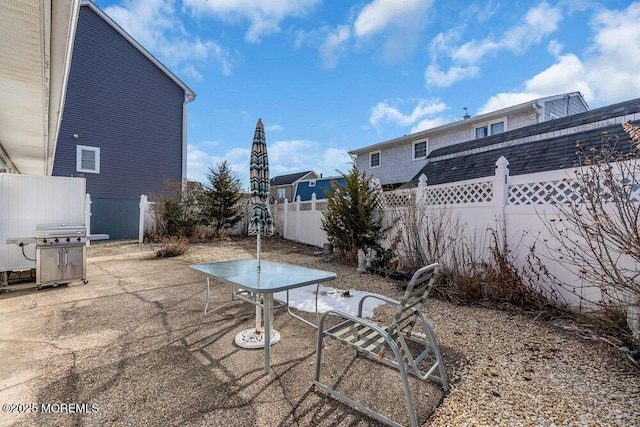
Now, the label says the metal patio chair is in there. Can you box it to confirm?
[313,263,449,427]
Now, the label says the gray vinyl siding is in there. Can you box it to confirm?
[543,96,589,120]
[53,5,185,199]
[354,96,592,187]
[356,110,538,187]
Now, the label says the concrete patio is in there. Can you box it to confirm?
[0,239,448,426]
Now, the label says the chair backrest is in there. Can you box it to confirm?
[390,263,440,335]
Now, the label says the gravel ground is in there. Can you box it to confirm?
[107,236,640,426]
[6,236,638,426]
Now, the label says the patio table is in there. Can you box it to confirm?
[190,259,336,373]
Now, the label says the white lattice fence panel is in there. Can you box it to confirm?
[380,191,413,208]
[508,179,582,205]
[423,180,493,205]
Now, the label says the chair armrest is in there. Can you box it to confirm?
[357,294,400,317]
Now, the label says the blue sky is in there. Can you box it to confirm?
[93,0,640,189]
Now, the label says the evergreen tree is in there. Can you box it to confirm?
[202,161,243,237]
[321,164,388,263]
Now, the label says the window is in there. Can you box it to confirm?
[474,118,506,139]
[308,180,316,187]
[369,150,381,168]
[76,145,100,173]
[490,121,504,135]
[277,188,286,199]
[413,139,428,160]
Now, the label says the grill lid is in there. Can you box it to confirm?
[35,223,86,238]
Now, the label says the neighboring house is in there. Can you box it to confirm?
[293,176,347,201]
[271,171,319,202]
[52,0,195,239]
[402,97,640,187]
[350,92,589,190]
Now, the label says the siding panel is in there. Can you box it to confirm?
[53,5,185,199]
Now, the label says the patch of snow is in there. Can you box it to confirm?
[274,283,388,318]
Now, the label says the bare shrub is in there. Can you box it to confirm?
[541,122,640,345]
[147,180,204,241]
[389,197,566,309]
[155,237,189,258]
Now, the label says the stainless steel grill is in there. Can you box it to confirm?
[6,224,108,289]
[35,223,88,245]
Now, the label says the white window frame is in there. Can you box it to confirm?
[473,117,507,139]
[277,188,286,199]
[412,139,428,160]
[308,180,316,187]
[369,150,381,168]
[76,145,100,174]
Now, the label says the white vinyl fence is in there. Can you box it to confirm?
[272,156,639,309]
[272,194,329,247]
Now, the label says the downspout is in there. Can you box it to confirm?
[181,92,196,190]
[531,102,542,123]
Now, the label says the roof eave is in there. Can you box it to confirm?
[349,92,583,155]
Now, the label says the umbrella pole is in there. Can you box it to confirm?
[256,222,262,333]
[257,223,261,269]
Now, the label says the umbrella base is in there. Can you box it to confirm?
[235,328,281,348]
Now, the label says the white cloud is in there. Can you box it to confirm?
[105,0,236,76]
[452,39,500,64]
[410,117,450,133]
[266,124,284,132]
[478,2,640,113]
[354,0,433,38]
[452,1,562,63]
[353,0,434,61]
[478,53,592,114]
[369,99,447,128]
[425,64,479,87]
[187,143,250,188]
[429,29,462,61]
[525,53,594,101]
[428,1,563,87]
[478,93,543,115]
[317,148,353,176]
[585,2,640,104]
[319,25,351,69]
[183,0,321,43]
[265,140,351,180]
[502,1,562,53]
[187,140,350,193]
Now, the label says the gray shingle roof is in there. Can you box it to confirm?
[404,120,638,188]
[404,98,640,188]
[270,171,314,186]
[430,98,640,158]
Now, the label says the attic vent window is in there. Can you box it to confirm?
[309,180,316,187]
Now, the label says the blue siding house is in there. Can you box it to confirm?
[293,177,348,201]
[53,1,195,239]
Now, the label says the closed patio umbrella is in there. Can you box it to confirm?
[248,118,274,267]
[236,118,278,349]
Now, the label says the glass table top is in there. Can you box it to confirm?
[190,259,336,292]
